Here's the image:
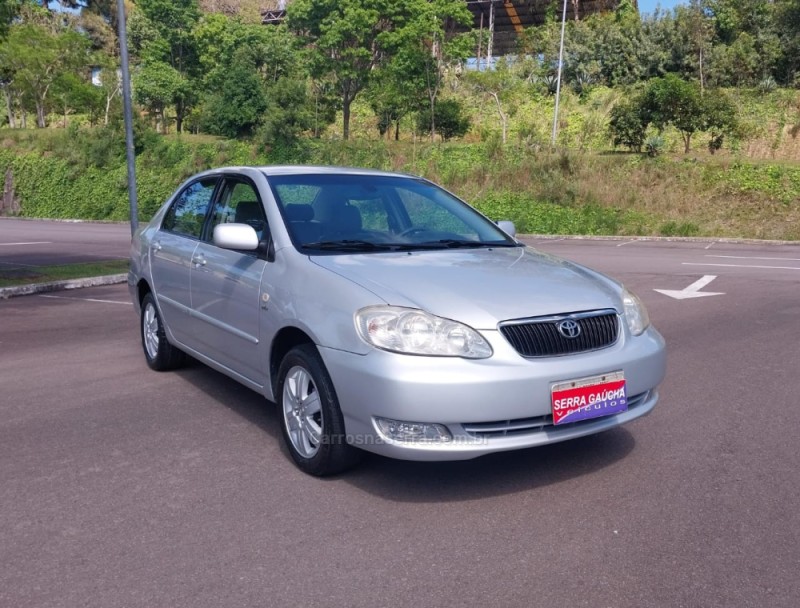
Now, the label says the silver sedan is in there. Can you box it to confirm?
[129,166,666,476]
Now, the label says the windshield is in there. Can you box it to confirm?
[266,173,518,253]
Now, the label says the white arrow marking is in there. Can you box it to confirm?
[654,275,724,300]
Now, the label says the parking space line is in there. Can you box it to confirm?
[38,295,132,305]
[0,241,52,246]
[706,255,800,262]
[683,262,800,271]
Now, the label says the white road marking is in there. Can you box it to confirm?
[616,241,636,247]
[0,241,52,246]
[706,255,800,262]
[655,275,724,300]
[38,295,132,305]
[704,242,716,250]
[683,262,800,271]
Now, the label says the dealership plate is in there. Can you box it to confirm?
[551,371,627,425]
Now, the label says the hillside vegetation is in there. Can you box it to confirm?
[1,1,799,239]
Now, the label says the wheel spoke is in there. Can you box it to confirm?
[302,417,322,445]
[301,392,321,417]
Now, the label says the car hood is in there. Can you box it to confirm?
[311,246,622,329]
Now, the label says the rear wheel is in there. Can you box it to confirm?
[140,292,185,371]
[277,344,361,476]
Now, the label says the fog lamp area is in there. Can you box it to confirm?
[374,417,453,444]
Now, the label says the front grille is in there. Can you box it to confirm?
[462,391,650,438]
[499,309,619,357]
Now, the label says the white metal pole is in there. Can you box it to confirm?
[551,0,568,147]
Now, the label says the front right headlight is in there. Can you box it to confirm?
[622,288,650,336]
[355,306,493,359]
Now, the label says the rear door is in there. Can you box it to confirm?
[189,177,269,386]
[150,177,218,348]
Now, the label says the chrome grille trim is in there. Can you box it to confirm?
[498,309,619,358]
[462,391,650,438]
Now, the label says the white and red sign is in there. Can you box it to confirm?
[551,376,628,425]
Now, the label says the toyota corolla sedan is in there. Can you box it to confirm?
[129,166,666,476]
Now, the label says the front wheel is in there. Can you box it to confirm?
[277,344,361,476]
[140,292,185,371]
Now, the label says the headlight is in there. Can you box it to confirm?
[355,306,493,359]
[622,288,650,336]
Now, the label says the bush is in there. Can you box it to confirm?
[416,99,471,141]
[644,135,665,157]
[609,98,647,152]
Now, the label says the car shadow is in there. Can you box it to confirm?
[172,358,282,441]
[171,357,637,502]
[339,429,635,503]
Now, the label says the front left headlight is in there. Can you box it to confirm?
[355,306,493,359]
[622,288,650,336]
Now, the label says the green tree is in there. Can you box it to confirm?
[0,0,21,40]
[0,21,89,127]
[641,74,704,153]
[260,76,315,159]
[415,98,469,141]
[387,0,473,140]
[133,60,183,132]
[287,0,412,140]
[464,60,519,144]
[701,90,737,154]
[130,0,201,132]
[201,49,268,138]
[609,96,648,152]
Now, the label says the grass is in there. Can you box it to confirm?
[0,259,129,289]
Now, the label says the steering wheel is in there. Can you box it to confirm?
[398,227,427,238]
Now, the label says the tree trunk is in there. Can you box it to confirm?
[395,119,400,141]
[490,92,508,144]
[36,100,46,128]
[342,97,351,140]
[429,96,436,142]
[175,100,184,133]
[3,88,14,129]
[683,132,691,153]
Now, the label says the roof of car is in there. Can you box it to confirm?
[205,165,420,179]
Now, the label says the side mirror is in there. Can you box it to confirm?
[497,220,517,238]
[213,223,259,251]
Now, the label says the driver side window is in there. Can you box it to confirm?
[208,180,268,243]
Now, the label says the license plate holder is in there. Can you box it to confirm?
[551,372,627,425]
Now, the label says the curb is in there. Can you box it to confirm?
[0,274,128,300]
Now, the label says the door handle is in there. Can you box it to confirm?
[192,254,207,267]
[152,241,162,252]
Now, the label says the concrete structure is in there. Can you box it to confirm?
[261,0,632,58]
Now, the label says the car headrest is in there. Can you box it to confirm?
[234,201,262,224]
[284,204,314,222]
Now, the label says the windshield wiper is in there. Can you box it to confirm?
[303,240,394,252]
[420,239,519,249]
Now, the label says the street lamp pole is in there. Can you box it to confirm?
[116,0,138,237]
[551,0,568,147]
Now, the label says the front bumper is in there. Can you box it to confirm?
[319,326,666,461]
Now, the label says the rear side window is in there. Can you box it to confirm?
[162,178,217,238]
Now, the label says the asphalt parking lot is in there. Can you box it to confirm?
[1,235,799,607]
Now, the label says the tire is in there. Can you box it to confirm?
[277,344,362,476]
[140,292,186,371]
